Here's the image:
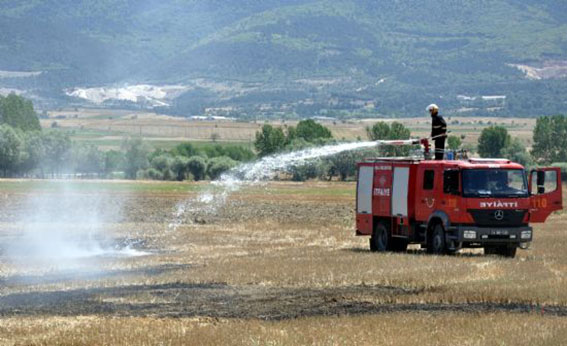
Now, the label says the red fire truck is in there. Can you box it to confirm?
[355,155,563,258]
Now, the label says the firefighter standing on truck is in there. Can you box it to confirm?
[427,104,447,160]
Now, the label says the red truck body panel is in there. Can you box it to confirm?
[355,158,563,248]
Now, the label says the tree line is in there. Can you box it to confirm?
[0,94,258,179]
[0,128,258,180]
[254,115,567,182]
[1,94,566,181]
[476,115,567,169]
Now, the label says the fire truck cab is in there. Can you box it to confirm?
[355,158,563,258]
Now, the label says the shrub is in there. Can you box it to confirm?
[207,156,237,180]
[187,156,207,181]
[290,161,322,182]
[137,168,163,180]
[172,156,189,181]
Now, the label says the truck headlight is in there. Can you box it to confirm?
[464,230,477,239]
[521,231,532,240]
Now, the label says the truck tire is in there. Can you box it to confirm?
[427,224,446,255]
[485,246,517,258]
[391,238,408,252]
[446,241,461,255]
[370,223,390,252]
[497,246,517,258]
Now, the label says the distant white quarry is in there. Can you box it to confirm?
[66,84,190,107]
[508,60,567,80]
[65,79,261,108]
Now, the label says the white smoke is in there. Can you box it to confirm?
[4,183,148,271]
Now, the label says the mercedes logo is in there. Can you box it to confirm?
[494,210,505,221]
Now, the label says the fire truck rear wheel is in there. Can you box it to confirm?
[427,224,446,255]
[370,223,390,252]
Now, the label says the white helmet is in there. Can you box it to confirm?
[425,103,439,112]
[426,104,439,112]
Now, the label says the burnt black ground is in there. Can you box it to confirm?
[1,281,566,320]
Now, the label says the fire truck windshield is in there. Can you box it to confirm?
[462,169,528,198]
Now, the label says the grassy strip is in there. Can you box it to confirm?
[0,180,354,196]
[0,179,203,193]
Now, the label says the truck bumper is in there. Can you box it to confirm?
[447,225,533,245]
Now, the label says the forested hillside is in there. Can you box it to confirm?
[0,0,566,117]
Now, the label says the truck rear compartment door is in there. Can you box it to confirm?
[392,167,410,217]
[529,167,563,223]
[357,166,374,214]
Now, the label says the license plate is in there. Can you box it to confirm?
[490,230,509,236]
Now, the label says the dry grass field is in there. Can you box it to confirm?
[0,180,566,345]
[41,108,536,150]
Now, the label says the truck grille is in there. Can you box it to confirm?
[467,209,527,227]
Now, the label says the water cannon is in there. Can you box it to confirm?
[373,139,421,147]
[372,134,456,160]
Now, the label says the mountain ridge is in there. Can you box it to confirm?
[0,0,566,117]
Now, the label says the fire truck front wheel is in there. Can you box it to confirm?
[370,223,390,252]
[427,224,446,255]
[485,245,517,258]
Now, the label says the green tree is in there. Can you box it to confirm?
[290,161,322,182]
[286,126,297,143]
[0,124,23,176]
[0,94,40,131]
[447,135,462,150]
[254,124,286,156]
[502,138,533,167]
[207,156,236,180]
[151,154,173,171]
[477,126,510,158]
[295,119,332,142]
[150,154,174,180]
[327,151,357,181]
[531,115,567,164]
[389,122,411,141]
[366,122,390,141]
[73,144,104,176]
[41,130,72,176]
[187,156,207,181]
[19,131,44,176]
[366,121,412,156]
[104,150,125,177]
[122,137,150,179]
[173,142,200,158]
[172,156,189,181]
[200,144,255,161]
